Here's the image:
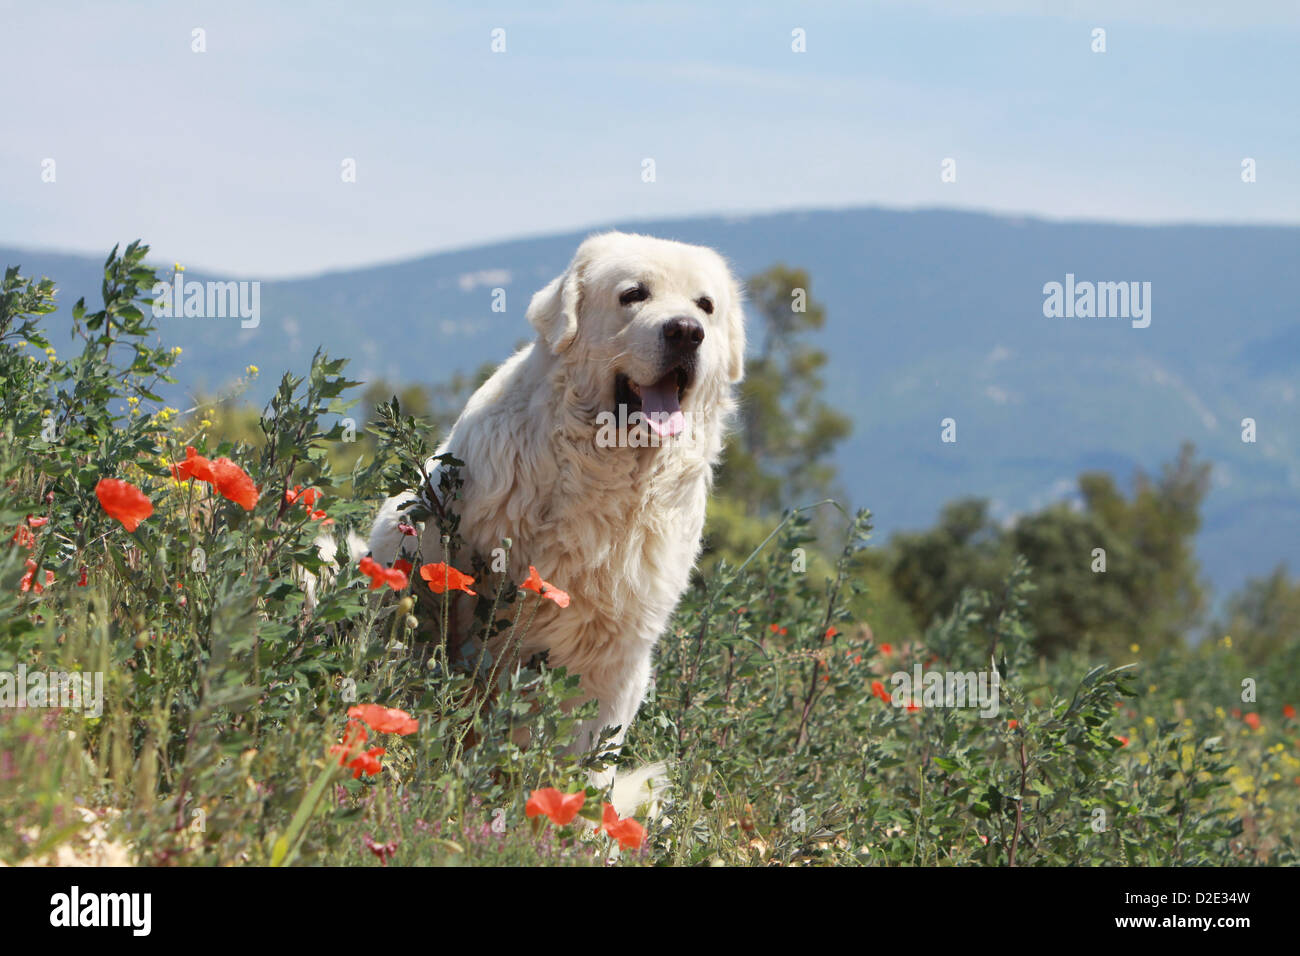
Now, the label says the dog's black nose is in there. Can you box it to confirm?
[663,316,704,351]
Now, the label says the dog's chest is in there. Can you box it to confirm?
[465,450,709,640]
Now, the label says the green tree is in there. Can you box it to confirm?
[886,445,1211,659]
[1076,443,1211,652]
[1212,565,1300,668]
[714,265,852,517]
[1008,505,1134,656]
[888,498,1011,632]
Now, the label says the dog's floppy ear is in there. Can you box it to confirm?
[724,276,746,383]
[527,265,582,354]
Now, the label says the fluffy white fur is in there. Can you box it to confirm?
[368,232,745,782]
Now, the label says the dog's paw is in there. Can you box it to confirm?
[367,494,412,566]
[607,760,670,820]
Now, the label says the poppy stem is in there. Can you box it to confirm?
[271,757,341,867]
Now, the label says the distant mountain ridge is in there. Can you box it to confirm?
[5,207,1298,605]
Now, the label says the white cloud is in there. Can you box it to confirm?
[457,269,511,293]
[438,318,486,337]
[881,0,1300,27]
[985,384,1011,405]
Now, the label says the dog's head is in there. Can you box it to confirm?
[526,232,745,439]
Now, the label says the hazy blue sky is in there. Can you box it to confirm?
[3,1,1297,276]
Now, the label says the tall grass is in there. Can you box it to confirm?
[1,245,1295,866]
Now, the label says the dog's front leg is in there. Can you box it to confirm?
[574,640,655,789]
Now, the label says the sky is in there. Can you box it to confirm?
[2,0,1298,277]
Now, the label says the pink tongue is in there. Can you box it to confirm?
[639,371,685,437]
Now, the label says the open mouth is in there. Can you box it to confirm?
[615,366,691,438]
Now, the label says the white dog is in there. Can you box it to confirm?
[368,232,745,783]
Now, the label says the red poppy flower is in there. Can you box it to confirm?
[345,746,385,779]
[1283,704,1296,720]
[392,559,413,577]
[10,525,35,550]
[1244,712,1261,730]
[525,787,585,825]
[95,478,153,531]
[330,721,384,777]
[906,701,922,713]
[419,562,477,596]
[824,626,838,640]
[519,566,569,607]
[209,457,259,510]
[601,803,646,851]
[286,484,323,510]
[171,446,215,483]
[1007,719,1018,729]
[19,558,54,593]
[1115,735,1130,747]
[347,704,418,736]
[880,643,893,655]
[871,680,890,702]
[332,719,367,751]
[26,515,48,528]
[76,566,88,587]
[359,556,409,591]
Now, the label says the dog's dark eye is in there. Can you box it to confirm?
[619,284,649,306]
[696,296,714,315]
